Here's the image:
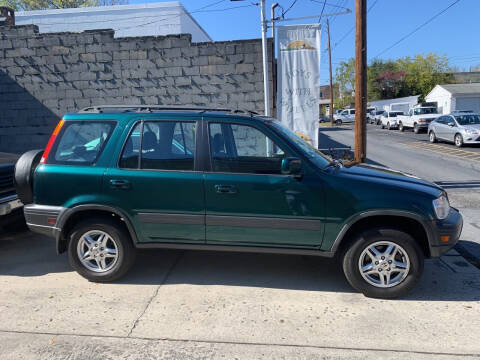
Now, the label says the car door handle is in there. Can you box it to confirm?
[109,179,131,190]
[215,185,237,194]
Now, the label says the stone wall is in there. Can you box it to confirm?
[0,25,274,153]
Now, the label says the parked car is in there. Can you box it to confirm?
[373,110,385,125]
[334,109,355,125]
[428,113,480,147]
[319,116,330,123]
[397,106,439,133]
[15,105,462,299]
[380,111,404,130]
[0,154,24,231]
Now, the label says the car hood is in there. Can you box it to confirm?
[461,124,480,130]
[336,163,443,196]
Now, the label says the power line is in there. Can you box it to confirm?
[282,0,298,17]
[374,0,461,58]
[328,0,378,53]
[115,2,258,32]
[309,0,350,11]
[17,0,229,27]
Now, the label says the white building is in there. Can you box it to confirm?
[15,2,212,42]
[426,83,480,114]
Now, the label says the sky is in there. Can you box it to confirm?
[131,0,480,85]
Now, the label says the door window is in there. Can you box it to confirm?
[208,123,287,175]
[119,120,196,171]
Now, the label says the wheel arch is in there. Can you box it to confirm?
[331,211,433,258]
[56,204,139,254]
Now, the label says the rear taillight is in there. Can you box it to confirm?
[40,119,65,164]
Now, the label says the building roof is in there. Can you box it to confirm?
[437,83,480,96]
[15,1,212,41]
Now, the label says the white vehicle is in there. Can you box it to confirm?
[380,111,404,130]
[334,108,355,125]
[397,106,439,133]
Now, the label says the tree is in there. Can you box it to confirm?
[396,53,453,102]
[334,58,355,109]
[0,0,126,10]
[367,59,406,100]
[334,53,454,104]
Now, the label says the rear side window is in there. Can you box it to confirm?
[119,120,196,171]
[50,121,115,165]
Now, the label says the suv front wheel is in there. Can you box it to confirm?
[342,227,424,299]
[68,218,136,282]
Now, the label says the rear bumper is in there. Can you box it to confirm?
[24,204,63,238]
[0,194,23,216]
[428,207,463,257]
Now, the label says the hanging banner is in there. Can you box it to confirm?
[276,24,321,147]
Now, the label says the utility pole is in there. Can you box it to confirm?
[354,0,367,163]
[260,0,271,116]
[326,19,334,126]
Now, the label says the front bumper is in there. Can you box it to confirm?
[0,194,23,216]
[428,207,463,257]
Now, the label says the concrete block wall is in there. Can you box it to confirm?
[0,25,274,153]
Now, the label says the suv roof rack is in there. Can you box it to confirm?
[78,105,259,116]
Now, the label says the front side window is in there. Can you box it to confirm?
[119,120,196,171]
[52,121,115,165]
[209,123,286,175]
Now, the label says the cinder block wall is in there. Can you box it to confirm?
[0,25,274,153]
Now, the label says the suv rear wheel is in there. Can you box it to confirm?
[342,227,424,299]
[68,218,136,282]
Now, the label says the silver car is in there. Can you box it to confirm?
[428,113,480,147]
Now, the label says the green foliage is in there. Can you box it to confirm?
[334,53,454,103]
[334,58,355,109]
[0,0,126,10]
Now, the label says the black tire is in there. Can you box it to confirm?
[413,123,420,134]
[387,122,391,130]
[14,149,43,205]
[381,123,385,129]
[342,227,424,299]
[455,133,464,147]
[429,131,437,143]
[68,218,136,282]
[335,119,342,126]
[399,122,404,132]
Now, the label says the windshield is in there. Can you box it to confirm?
[268,121,331,168]
[454,114,480,125]
[414,107,437,115]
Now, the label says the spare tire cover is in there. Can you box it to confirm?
[14,149,43,205]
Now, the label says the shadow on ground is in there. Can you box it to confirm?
[1,228,479,301]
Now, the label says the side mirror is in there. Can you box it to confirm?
[281,157,302,177]
[448,122,455,127]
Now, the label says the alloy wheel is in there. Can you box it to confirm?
[77,230,119,273]
[358,241,410,288]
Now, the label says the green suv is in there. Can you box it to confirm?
[16,106,463,299]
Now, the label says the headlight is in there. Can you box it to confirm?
[433,195,450,220]
[464,129,478,135]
